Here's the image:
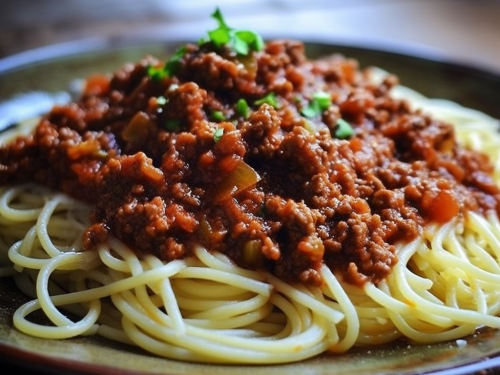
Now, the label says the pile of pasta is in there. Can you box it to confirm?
[1,75,500,364]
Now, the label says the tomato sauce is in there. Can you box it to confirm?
[1,40,499,286]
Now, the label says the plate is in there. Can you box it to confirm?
[1,36,500,375]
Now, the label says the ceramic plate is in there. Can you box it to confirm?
[1,36,500,375]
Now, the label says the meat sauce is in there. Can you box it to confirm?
[1,39,499,286]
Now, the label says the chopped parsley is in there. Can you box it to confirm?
[205,8,264,55]
[335,118,354,139]
[147,46,187,80]
[211,110,226,122]
[165,119,181,131]
[156,96,167,106]
[254,92,279,108]
[165,46,187,77]
[301,91,332,118]
[236,98,250,119]
[147,65,167,81]
[214,127,224,142]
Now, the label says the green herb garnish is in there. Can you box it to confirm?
[301,91,332,118]
[206,8,264,55]
[236,98,250,119]
[147,46,187,80]
[335,118,354,139]
[165,119,181,131]
[211,110,226,122]
[156,96,167,106]
[165,46,187,77]
[254,92,279,108]
[214,127,224,142]
[147,65,168,81]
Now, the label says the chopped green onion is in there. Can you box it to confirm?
[165,119,181,131]
[167,84,179,92]
[214,127,224,142]
[236,98,250,119]
[156,96,167,106]
[301,105,318,119]
[313,91,331,110]
[254,92,279,108]
[205,8,264,56]
[211,111,226,122]
[335,118,354,139]
[301,91,332,118]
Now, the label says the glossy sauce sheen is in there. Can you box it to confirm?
[1,40,499,286]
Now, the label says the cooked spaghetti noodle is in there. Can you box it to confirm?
[1,10,500,364]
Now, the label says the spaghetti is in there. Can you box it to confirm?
[1,10,500,364]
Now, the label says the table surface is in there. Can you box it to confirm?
[1,0,500,74]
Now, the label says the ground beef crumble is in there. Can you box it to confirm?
[1,39,499,286]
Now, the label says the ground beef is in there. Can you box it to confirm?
[1,39,499,286]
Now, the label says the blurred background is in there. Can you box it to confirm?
[1,0,500,73]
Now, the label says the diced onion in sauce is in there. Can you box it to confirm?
[210,159,261,202]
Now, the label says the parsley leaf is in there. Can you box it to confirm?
[147,46,186,80]
[165,46,187,77]
[208,9,231,47]
[206,8,264,56]
[147,65,167,81]
[233,30,264,55]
